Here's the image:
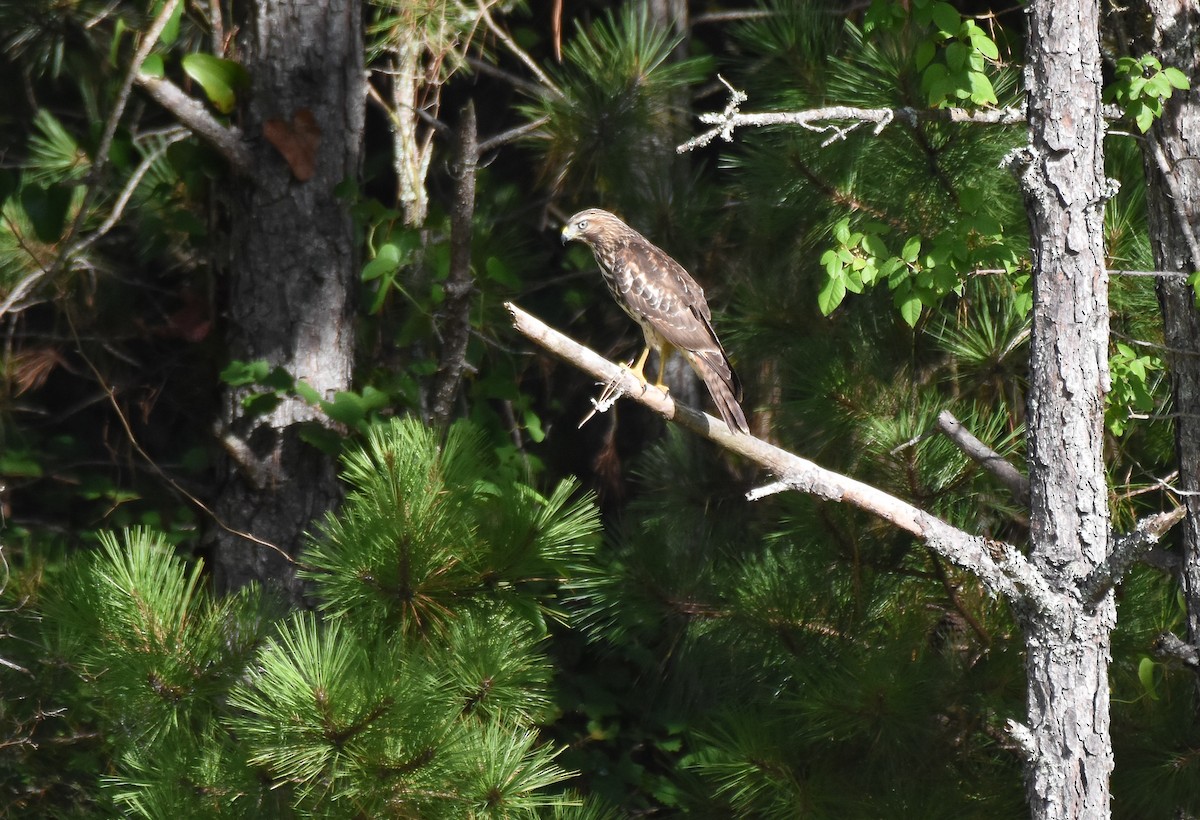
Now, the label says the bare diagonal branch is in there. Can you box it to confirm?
[507,301,1055,612]
[937,410,1030,505]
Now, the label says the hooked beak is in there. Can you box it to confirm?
[560,223,576,245]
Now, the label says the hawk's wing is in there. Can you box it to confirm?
[610,240,720,356]
[610,239,748,433]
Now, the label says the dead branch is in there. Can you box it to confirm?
[677,77,1026,153]
[936,410,1030,505]
[506,301,1055,612]
[431,102,479,427]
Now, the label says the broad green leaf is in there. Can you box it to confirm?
[362,244,401,282]
[143,52,168,76]
[1145,73,1171,99]
[181,53,250,114]
[971,32,999,60]
[895,287,922,327]
[833,217,851,244]
[818,275,847,316]
[524,409,546,443]
[915,40,936,72]
[862,233,889,258]
[325,391,367,426]
[109,18,128,67]
[931,2,960,34]
[968,71,998,105]
[1188,271,1200,308]
[158,0,184,45]
[1137,656,1159,700]
[1163,66,1190,90]
[820,249,840,278]
[1135,104,1155,133]
[901,236,922,263]
[945,41,968,72]
[293,380,322,405]
[485,255,520,288]
[220,359,272,386]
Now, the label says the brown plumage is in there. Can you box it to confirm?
[561,208,750,434]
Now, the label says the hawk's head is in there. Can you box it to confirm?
[561,208,626,250]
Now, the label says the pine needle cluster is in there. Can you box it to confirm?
[7,418,603,817]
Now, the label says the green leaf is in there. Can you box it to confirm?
[1187,271,1200,308]
[833,217,851,245]
[971,32,999,60]
[1137,656,1159,700]
[945,41,968,72]
[895,287,922,327]
[820,249,840,278]
[1163,66,1190,90]
[181,54,250,114]
[1145,73,1172,99]
[158,0,184,45]
[862,233,889,259]
[915,40,936,72]
[524,409,546,443]
[930,2,960,34]
[1134,103,1155,133]
[901,236,922,263]
[818,275,847,316]
[968,71,998,106]
[362,243,401,282]
[325,391,367,426]
[219,359,273,386]
[293,380,322,405]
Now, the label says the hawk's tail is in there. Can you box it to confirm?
[691,350,750,435]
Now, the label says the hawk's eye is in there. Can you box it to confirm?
[577,220,588,230]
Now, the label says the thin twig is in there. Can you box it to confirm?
[476,0,563,97]
[58,0,183,263]
[70,128,191,256]
[64,315,299,567]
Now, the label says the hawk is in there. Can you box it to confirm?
[561,208,749,434]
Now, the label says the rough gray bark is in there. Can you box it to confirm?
[212,0,364,602]
[431,102,478,428]
[1132,0,1200,656]
[1018,0,1114,816]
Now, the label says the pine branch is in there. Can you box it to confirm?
[506,302,1055,612]
[936,410,1030,506]
[1080,507,1187,602]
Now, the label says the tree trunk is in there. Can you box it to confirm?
[212,0,364,602]
[1021,0,1114,816]
[1133,0,1200,656]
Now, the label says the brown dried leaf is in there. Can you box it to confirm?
[263,108,321,181]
